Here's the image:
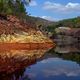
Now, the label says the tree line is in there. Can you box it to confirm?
[0,0,31,18]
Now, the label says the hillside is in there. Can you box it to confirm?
[57,16,80,28]
[0,14,52,43]
[26,15,54,27]
[46,16,80,34]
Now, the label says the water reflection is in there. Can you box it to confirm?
[23,43,80,80]
[0,49,48,80]
[0,69,27,80]
[0,43,80,80]
[24,47,80,80]
[55,43,80,53]
[51,42,80,64]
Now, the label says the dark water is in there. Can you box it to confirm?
[0,44,80,80]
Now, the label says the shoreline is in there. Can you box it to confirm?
[0,42,55,50]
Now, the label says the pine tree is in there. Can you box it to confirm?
[0,0,31,16]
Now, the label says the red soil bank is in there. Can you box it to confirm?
[0,42,55,50]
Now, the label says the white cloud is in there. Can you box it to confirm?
[41,16,54,21]
[43,1,80,13]
[29,0,37,6]
[43,66,80,77]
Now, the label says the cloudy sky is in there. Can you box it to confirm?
[27,0,80,21]
[26,58,80,80]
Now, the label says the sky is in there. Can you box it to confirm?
[27,0,80,21]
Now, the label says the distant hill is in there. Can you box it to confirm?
[26,16,54,27]
[46,16,80,34]
[56,16,80,28]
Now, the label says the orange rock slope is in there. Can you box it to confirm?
[0,14,55,49]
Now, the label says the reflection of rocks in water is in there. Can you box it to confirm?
[47,48,80,65]
[54,44,80,53]
[0,68,32,80]
[75,42,80,50]
[0,50,47,75]
[0,69,29,80]
[59,53,80,65]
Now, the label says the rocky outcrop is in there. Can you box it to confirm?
[0,15,53,43]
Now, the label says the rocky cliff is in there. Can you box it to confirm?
[0,15,52,43]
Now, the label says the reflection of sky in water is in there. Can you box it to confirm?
[24,58,80,80]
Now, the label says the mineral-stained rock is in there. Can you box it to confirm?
[0,14,53,43]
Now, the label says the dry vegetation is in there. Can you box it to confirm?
[0,15,52,43]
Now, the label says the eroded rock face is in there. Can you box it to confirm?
[0,15,52,43]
